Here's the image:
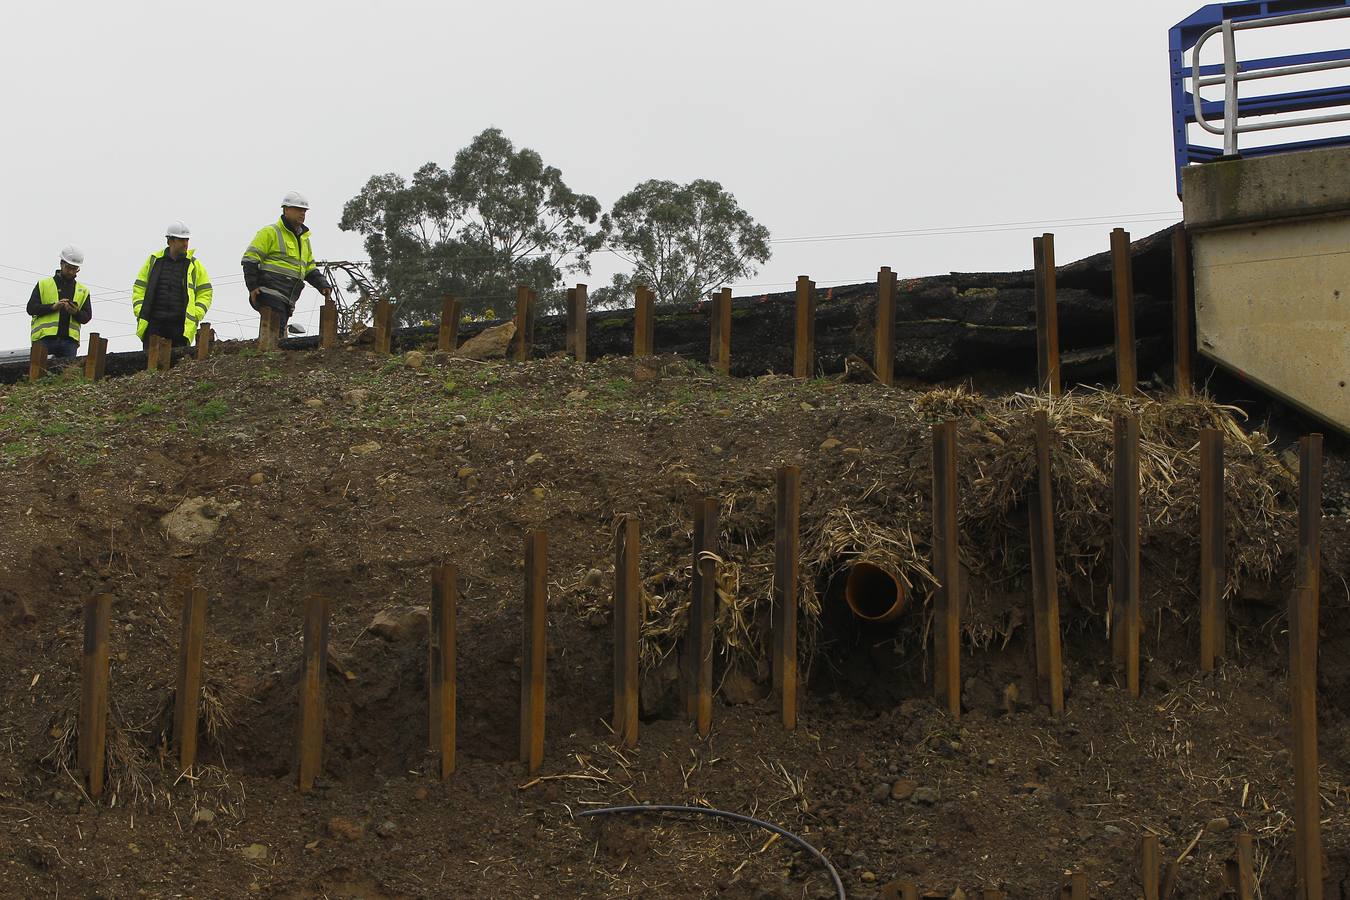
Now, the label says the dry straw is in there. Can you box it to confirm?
[578,386,1296,678]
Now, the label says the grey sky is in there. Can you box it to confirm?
[0,1,1316,352]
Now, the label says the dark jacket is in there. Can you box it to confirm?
[144,251,191,323]
[27,271,94,340]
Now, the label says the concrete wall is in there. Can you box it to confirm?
[1183,148,1350,433]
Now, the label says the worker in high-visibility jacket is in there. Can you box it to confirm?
[131,222,213,348]
[27,246,93,359]
[241,191,332,338]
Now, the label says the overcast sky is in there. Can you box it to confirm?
[0,0,1330,352]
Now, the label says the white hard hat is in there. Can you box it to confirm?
[281,190,310,209]
[166,221,191,239]
[59,245,84,268]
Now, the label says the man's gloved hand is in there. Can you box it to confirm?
[249,287,261,311]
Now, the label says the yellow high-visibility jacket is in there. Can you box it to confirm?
[241,218,319,309]
[131,249,213,341]
[31,277,90,343]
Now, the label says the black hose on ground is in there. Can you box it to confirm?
[576,803,846,900]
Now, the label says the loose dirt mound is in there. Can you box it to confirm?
[0,345,1345,898]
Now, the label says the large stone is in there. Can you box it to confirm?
[720,670,763,705]
[161,497,240,545]
[368,607,429,643]
[456,321,516,361]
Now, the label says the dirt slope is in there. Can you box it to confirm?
[0,345,1346,899]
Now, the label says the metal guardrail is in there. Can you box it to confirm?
[1193,6,1350,154]
[1170,1,1350,195]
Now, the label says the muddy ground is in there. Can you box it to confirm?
[0,345,1347,899]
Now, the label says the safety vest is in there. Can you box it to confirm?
[31,278,90,343]
[241,218,317,306]
[131,249,213,341]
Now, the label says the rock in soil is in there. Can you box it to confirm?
[161,496,240,545]
[891,779,917,801]
[368,606,429,643]
[240,843,268,860]
[327,817,364,842]
[456,321,515,360]
[911,786,939,806]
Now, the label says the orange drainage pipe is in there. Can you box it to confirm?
[844,562,907,623]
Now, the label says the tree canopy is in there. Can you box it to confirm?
[598,179,771,307]
[339,128,605,320]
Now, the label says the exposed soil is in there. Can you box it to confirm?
[0,344,1347,899]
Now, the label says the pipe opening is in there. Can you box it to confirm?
[844,562,907,623]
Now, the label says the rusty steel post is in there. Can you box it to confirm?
[1140,833,1160,900]
[1111,228,1138,393]
[774,465,801,729]
[297,593,328,793]
[684,498,718,736]
[319,300,338,350]
[146,336,167,372]
[1069,872,1088,899]
[437,296,460,352]
[1033,234,1061,395]
[874,267,895,386]
[696,497,719,737]
[513,285,534,361]
[794,276,816,379]
[1112,413,1142,696]
[633,285,655,357]
[613,516,641,748]
[1291,434,1324,900]
[708,288,731,375]
[429,564,457,779]
[1235,832,1255,900]
[94,337,108,380]
[981,891,1006,900]
[172,583,208,774]
[1028,411,1064,714]
[932,422,961,718]
[1200,428,1225,671]
[898,884,919,900]
[160,336,174,370]
[564,288,575,354]
[373,297,393,354]
[520,530,548,773]
[257,306,276,351]
[78,594,112,798]
[28,342,47,382]
[1172,227,1193,396]
[195,323,213,361]
[572,284,589,363]
[83,334,101,379]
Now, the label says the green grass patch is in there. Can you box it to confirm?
[2,440,31,461]
[187,398,230,426]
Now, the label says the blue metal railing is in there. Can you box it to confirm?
[1170,1,1350,196]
